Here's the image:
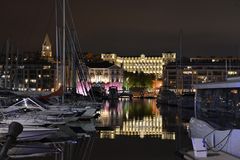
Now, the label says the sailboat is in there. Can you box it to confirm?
[0,0,99,138]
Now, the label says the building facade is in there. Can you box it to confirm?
[0,35,56,92]
[163,57,240,94]
[86,62,124,92]
[101,53,176,79]
[41,34,53,61]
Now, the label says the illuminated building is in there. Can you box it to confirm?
[101,52,176,78]
[163,57,240,94]
[41,34,53,61]
[87,62,124,91]
[0,56,56,92]
[0,35,56,92]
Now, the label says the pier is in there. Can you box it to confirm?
[117,90,133,99]
[181,150,239,160]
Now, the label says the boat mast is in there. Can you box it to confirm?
[72,32,76,92]
[14,49,19,90]
[176,29,183,152]
[176,30,183,95]
[225,59,228,80]
[4,39,10,89]
[62,0,66,103]
[55,0,59,91]
[179,30,183,94]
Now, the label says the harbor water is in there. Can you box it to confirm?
[90,98,193,160]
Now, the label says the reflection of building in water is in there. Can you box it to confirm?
[97,101,124,127]
[99,115,175,140]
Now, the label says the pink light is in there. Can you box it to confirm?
[76,81,123,95]
[104,82,122,92]
[76,82,91,96]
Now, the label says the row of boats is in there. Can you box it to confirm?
[0,90,102,159]
[156,89,194,109]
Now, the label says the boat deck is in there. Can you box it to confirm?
[183,150,239,160]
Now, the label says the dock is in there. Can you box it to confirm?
[182,150,239,160]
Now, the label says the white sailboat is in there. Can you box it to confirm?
[0,97,97,126]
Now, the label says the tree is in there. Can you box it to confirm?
[123,71,155,91]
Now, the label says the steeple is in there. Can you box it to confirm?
[41,34,52,60]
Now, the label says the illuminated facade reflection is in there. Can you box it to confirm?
[97,99,175,140]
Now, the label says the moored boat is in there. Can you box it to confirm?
[157,89,177,106]
[189,77,240,158]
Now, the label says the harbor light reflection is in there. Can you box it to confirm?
[97,99,175,140]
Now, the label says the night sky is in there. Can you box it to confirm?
[1,0,240,57]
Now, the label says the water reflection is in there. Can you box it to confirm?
[96,99,176,140]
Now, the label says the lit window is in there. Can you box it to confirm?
[231,90,238,94]
[43,65,51,69]
[31,88,36,91]
[43,75,50,77]
[228,71,237,75]
[30,79,36,83]
[183,71,192,75]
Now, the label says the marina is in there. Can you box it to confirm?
[1,0,240,159]
[2,80,240,159]
[2,84,240,159]
[0,93,194,160]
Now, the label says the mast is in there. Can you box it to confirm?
[4,39,10,89]
[179,30,183,94]
[62,0,66,103]
[14,49,19,90]
[225,59,228,80]
[176,29,183,152]
[72,31,77,92]
[176,30,183,94]
[55,0,59,90]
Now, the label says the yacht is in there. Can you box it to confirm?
[0,98,96,126]
[177,92,195,109]
[189,77,240,158]
[157,89,177,106]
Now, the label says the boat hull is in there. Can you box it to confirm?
[189,117,240,158]
[0,126,58,141]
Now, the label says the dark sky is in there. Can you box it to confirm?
[1,0,240,57]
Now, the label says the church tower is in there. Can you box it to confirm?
[41,34,52,60]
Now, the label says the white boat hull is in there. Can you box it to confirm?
[0,126,58,141]
[189,117,240,158]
